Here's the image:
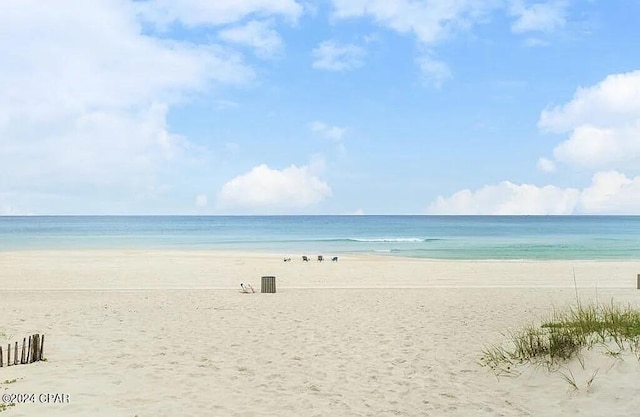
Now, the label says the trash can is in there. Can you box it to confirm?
[261,276,276,293]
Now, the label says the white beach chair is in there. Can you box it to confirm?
[240,283,255,293]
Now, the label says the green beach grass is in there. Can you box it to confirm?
[481,301,640,376]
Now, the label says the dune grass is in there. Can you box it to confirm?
[480,301,640,376]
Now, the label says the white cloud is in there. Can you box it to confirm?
[428,171,640,214]
[312,41,365,71]
[3,104,190,187]
[551,125,630,169]
[578,171,640,214]
[427,181,579,215]
[439,69,640,215]
[510,0,567,34]
[328,1,497,86]
[0,0,258,213]
[537,157,557,173]
[417,56,452,87]
[330,0,494,44]
[539,71,640,132]
[0,1,251,120]
[217,164,332,211]
[538,70,640,171]
[219,20,283,58]
[328,1,567,85]
[310,121,346,141]
[136,0,303,27]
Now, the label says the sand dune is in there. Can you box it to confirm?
[1,251,640,416]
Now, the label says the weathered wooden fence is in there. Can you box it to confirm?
[0,334,45,367]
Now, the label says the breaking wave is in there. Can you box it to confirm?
[346,238,439,243]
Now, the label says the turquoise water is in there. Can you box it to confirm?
[1,216,639,260]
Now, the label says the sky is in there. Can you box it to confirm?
[1,0,640,215]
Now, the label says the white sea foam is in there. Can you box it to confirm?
[349,238,425,243]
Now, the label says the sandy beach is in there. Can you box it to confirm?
[1,250,640,416]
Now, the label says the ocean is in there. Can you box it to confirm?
[0,215,639,260]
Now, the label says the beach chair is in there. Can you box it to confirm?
[240,283,255,293]
[302,256,309,262]
[317,255,324,262]
[331,256,338,262]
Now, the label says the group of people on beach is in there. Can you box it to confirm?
[284,255,339,262]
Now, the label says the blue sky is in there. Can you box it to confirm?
[1,0,640,214]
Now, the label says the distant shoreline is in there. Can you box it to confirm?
[1,249,639,290]
[1,246,640,262]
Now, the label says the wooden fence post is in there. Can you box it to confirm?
[14,342,18,365]
[0,346,3,367]
[20,338,26,364]
[31,334,39,363]
[39,335,45,361]
[637,274,640,290]
[30,335,35,363]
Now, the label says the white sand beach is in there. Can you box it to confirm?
[1,250,640,416]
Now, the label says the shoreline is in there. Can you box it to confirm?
[2,247,640,260]
[1,249,639,291]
